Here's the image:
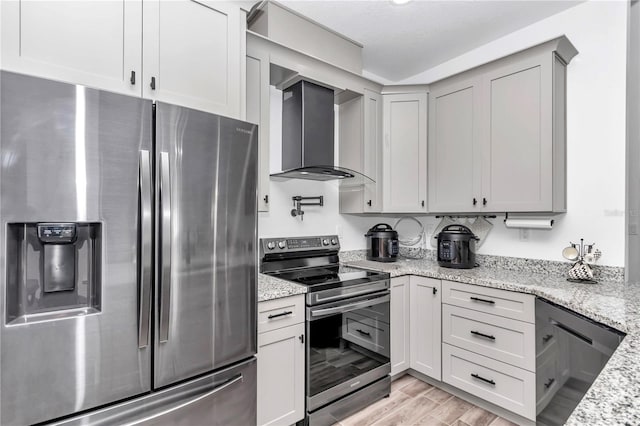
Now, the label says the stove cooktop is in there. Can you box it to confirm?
[268,265,389,293]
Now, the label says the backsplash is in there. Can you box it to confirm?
[340,248,625,282]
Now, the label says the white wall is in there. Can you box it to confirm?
[259,0,628,266]
[409,0,628,267]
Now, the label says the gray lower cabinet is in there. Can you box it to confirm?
[257,296,305,426]
[409,276,442,380]
[390,276,411,375]
[339,89,383,213]
[428,36,577,213]
[382,92,428,213]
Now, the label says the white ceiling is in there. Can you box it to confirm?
[275,0,582,83]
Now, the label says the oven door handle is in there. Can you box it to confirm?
[310,294,390,318]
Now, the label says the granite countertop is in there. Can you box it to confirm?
[342,254,640,426]
[258,273,307,302]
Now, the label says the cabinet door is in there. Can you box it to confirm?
[428,78,483,213]
[339,90,382,214]
[383,93,428,213]
[143,0,246,118]
[246,52,270,212]
[257,323,305,426]
[363,89,383,212]
[481,54,553,212]
[390,276,410,376]
[1,0,142,96]
[410,276,442,380]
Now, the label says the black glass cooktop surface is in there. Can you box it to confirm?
[269,265,389,292]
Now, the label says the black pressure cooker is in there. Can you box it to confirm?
[435,224,479,269]
[365,223,399,262]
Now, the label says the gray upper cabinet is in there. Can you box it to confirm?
[339,90,383,213]
[383,92,428,213]
[428,36,576,213]
[428,77,483,213]
[246,51,270,212]
[483,54,553,212]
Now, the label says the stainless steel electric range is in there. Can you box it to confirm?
[260,235,391,426]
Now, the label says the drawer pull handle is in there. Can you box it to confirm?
[542,334,554,344]
[268,310,293,319]
[471,373,495,386]
[470,296,495,305]
[544,378,555,389]
[470,330,496,340]
[356,329,371,337]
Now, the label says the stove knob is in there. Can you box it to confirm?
[266,241,275,250]
[278,241,286,249]
[322,239,329,246]
[331,238,338,245]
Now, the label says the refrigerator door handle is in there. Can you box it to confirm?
[159,152,172,343]
[138,150,153,348]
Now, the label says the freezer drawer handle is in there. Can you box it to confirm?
[268,311,292,319]
[470,296,495,305]
[471,373,495,386]
[136,374,244,424]
[159,152,172,343]
[138,150,153,348]
[356,329,371,337]
[470,330,496,341]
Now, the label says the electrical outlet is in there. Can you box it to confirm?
[519,229,529,241]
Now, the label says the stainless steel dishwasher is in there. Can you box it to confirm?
[535,298,625,425]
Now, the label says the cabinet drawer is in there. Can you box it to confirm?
[442,280,535,323]
[343,312,390,357]
[442,344,536,421]
[536,324,558,358]
[258,295,305,333]
[442,304,535,371]
[536,341,561,415]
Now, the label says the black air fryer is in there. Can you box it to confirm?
[436,225,479,269]
[365,223,399,262]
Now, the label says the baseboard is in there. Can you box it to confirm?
[392,368,536,426]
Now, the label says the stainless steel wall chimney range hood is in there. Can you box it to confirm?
[270,80,373,184]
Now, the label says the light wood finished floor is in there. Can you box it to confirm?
[334,374,519,426]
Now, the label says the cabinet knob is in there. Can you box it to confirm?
[483,197,487,206]
[473,198,477,206]
[299,334,304,344]
[263,195,269,204]
[433,287,437,295]
[130,71,136,85]
[421,200,425,207]
[367,200,372,207]
[150,77,156,90]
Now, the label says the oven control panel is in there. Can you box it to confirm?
[260,235,340,255]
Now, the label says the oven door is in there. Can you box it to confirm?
[306,291,391,412]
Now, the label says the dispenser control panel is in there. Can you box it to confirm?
[37,223,77,244]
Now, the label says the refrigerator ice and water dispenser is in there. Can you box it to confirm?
[38,223,77,293]
[5,222,102,324]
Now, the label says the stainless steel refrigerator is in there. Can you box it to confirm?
[0,71,258,425]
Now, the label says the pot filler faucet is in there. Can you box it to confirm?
[291,195,323,221]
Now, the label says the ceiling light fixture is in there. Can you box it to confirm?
[391,0,412,5]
